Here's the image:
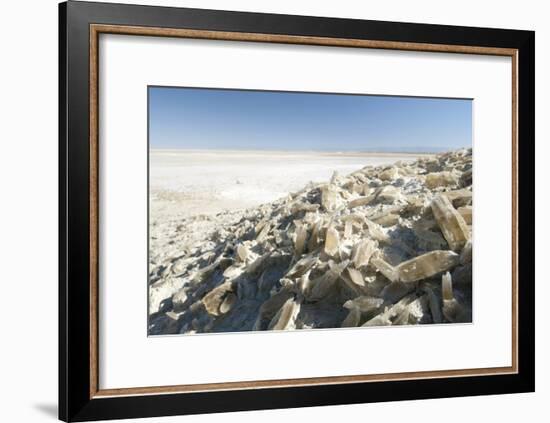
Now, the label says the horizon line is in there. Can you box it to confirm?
[149,146,469,154]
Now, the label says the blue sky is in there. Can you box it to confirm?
[149,86,471,152]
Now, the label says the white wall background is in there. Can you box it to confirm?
[0,0,544,422]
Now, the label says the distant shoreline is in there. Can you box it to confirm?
[149,148,439,157]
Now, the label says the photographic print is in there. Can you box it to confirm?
[148,87,473,336]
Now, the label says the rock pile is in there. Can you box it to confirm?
[149,149,473,335]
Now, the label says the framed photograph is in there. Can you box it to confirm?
[59,1,535,421]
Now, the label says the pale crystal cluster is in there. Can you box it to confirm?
[149,149,473,335]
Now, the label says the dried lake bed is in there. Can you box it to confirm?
[149,149,428,220]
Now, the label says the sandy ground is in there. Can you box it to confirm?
[149,149,430,221]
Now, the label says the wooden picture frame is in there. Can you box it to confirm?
[59,1,535,421]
